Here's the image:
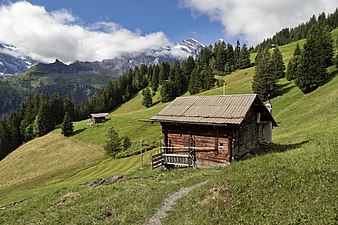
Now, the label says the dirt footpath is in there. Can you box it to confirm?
[145,180,208,225]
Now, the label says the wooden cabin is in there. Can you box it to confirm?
[90,113,109,124]
[149,94,277,167]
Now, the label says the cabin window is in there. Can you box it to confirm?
[218,143,224,151]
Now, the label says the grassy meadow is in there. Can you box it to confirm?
[0,29,337,224]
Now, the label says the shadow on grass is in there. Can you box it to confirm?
[305,67,338,93]
[276,81,296,96]
[72,128,87,136]
[327,68,338,82]
[249,140,310,157]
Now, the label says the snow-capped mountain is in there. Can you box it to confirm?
[0,38,205,117]
[172,38,205,57]
[104,38,204,72]
[0,43,37,77]
[97,39,204,73]
[0,38,204,77]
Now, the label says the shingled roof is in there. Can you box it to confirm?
[150,94,277,126]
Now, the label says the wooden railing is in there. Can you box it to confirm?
[151,152,163,169]
[163,154,193,167]
[151,152,193,169]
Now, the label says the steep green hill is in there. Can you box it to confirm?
[0,29,337,224]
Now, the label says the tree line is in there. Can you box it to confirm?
[287,24,335,93]
[0,93,76,160]
[80,39,251,110]
[0,38,252,160]
[2,8,337,160]
[252,47,285,101]
[256,9,338,50]
[253,22,336,100]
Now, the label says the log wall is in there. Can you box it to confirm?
[159,106,266,164]
[162,123,237,163]
[236,108,260,159]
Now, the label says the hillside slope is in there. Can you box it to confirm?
[0,30,337,224]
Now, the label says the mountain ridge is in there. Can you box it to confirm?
[0,43,37,77]
[0,38,205,78]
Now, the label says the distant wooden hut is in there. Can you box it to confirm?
[149,94,277,167]
[90,113,109,124]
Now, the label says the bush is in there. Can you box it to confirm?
[104,126,122,157]
[61,112,74,137]
[123,136,132,150]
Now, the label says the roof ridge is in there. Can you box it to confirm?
[176,94,257,99]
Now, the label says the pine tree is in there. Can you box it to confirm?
[104,126,122,157]
[234,39,241,69]
[271,47,285,79]
[159,62,170,83]
[215,41,227,71]
[123,136,132,150]
[23,124,34,142]
[132,66,141,90]
[20,95,35,141]
[335,36,338,68]
[198,46,213,67]
[63,96,76,121]
[209,57,217,70]
[286,43,302,81]
[61,112,74,137]
[147,64,154,82]
[33,98,52,137]
[252,47,278,101]
[139,64,148,88]
[160,80,177,102]
[7,111,22,151]
[49,92,64,128]
[142,87,153,108]
[182,56,195,82]
[201,64,215,91]
[295,24,333,93]
[226,43,235,72]
[238,44,251,69]
[0,118,10,160]
[171,60,187,95]
[151,64,160,92]
[188,66,201,94]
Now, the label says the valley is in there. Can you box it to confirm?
[0,32,337,223]
[0,4,337,223]
[0,39,204,117]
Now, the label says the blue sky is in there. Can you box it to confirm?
[27,0,224,45]
[0,0,336,63]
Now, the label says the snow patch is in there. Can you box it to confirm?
[174,45,192,53]
[2,44,17,51]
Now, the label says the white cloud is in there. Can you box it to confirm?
[180,0,337,45]
[0,1,170,63]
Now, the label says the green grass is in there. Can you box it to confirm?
[164,139,337,225]
[113,88,164,115]
[162,65,338,225]
[272,71,338,144]
[113,90,146,114]
[0,168,219,225]
[70,103,165,153]
[250,27,338,64]
[0,30,338,224]
[0,133,104,203]
[0,133,103,196]
[249,39,306,64]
